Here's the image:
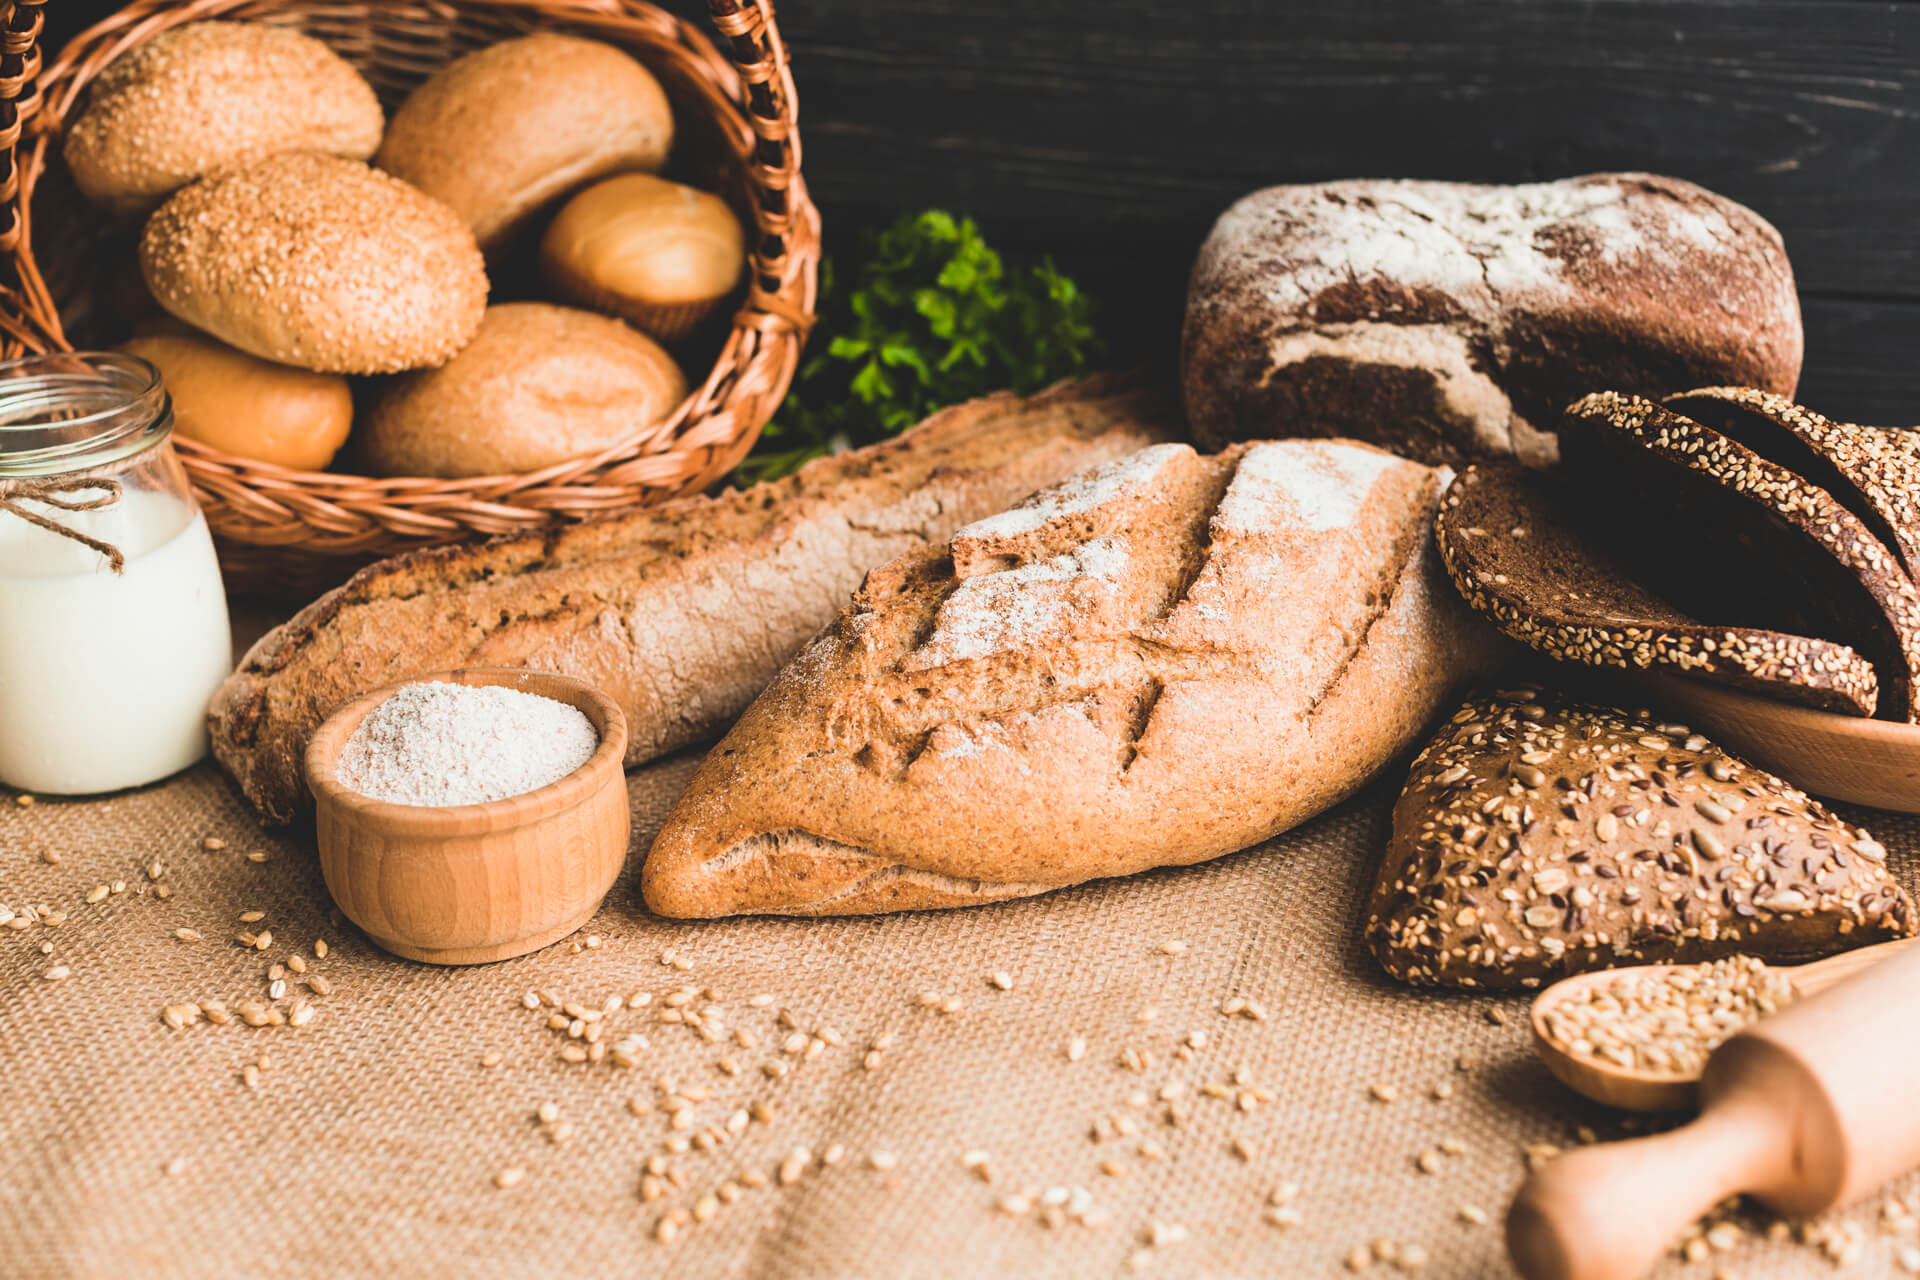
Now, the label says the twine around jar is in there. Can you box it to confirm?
[0,474,125,572]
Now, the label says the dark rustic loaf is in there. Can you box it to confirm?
[1558,391,1920,721]
[1181,174,1801,466]
[642,439,1509,919]
[208,376,1176,824]
[1436,462,1882,717]
[1667,386,1920,581]
[1367,687,1914,991]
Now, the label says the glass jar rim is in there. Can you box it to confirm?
[0,351,171,478]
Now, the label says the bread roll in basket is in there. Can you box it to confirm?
[1,0,818,595]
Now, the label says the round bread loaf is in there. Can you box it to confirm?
[64,22,384,218]
[139,152,489,374]
[539,174,745,342]
[122,332,353,471]
[375,34,674,257]
[361,303,688,477]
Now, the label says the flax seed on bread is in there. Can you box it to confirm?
[641,439,1508,919]
[1367,687,1914,990]
[209,375,1176,824]
[1435,463,1881,717]
[1560,391,1920,722]
[63,21,384,217]
[139,152,488,374]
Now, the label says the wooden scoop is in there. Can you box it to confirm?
[1530,938,1920,1112]
[1635,672,1920,813]
[1507,939,1920,1280]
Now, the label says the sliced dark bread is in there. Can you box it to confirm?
[1435,463,1880,716]
[1366,686,1914,990]
[1558,391,1920,722]
[1667,386,1920,581]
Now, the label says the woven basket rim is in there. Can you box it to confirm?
[3,0,819,556]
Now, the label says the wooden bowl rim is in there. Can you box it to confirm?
[1635,671,1920,752]
[304,666,628,837]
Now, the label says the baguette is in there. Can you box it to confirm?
[209,376,1177,823]
[642,439,1509,919]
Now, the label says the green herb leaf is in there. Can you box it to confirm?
[737,211,1103,481]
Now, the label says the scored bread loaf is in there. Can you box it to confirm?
[1182,174,1802,466]
[1367,687,1914,990]
[209,375,1176,824]
[642,439,1509,919]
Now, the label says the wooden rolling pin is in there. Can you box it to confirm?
[1507,939,1920,1280]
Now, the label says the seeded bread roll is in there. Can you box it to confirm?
[375,34,673,257]
[139,153,488,374]
[1559,391,1920,722]
[1667,387,1920,581]
[1367,687,1914,991]
[63,21,384,217]
[211,375,1177,824]
[361,303,687,477]
[642,439,1508,919]
[1182,174,1802,466]
[1436,463,1881,717]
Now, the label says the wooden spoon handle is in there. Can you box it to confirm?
[1792,937,1920,1000]
[1506,1094,1785,1280]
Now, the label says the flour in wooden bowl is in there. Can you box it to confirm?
[336,682,597,806]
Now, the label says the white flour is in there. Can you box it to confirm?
[336,682,598,807]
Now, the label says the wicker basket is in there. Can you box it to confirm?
[0,0,818,595]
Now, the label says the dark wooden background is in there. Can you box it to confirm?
[43,0,1920,423]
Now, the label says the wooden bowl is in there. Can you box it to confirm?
[304,667,631,965]
[1633,673,1920,814]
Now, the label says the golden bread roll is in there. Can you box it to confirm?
[139,152,489,374]
[539,174,746,342]
[122,333,353,471]
[375,34,674,257]
[362,303,688,477]
[64,21,383,217]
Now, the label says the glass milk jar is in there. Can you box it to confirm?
[0,352,231,794]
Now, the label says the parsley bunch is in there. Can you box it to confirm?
[738,210,1102,481]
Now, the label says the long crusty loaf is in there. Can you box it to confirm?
[642,439,1510,919]
[209,376,1176,824]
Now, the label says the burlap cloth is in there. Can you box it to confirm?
[8,632,1920,1277]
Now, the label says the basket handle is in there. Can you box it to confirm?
[0,2,43,256]
[701,0,807,321]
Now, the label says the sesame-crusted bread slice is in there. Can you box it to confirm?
[1560,391,1920,722]
[642,439,1509,919]
[1667,387,1920,581]
[1436,463,1880,717]
[1366,687,1914,990]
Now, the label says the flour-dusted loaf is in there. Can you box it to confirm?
[1182,174,1802,465]
[1367,687,1914,990]
[642,439,1509,919]
[209,376,1175,824]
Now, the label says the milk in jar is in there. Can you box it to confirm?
[0,353,231,794]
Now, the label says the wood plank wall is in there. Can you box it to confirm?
[43,0,1920,423]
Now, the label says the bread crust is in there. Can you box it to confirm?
[1181,174,1802,465]
[1435,462,1881,716]
[208,375,1176,823]
[642,440,1510,919]
[1367,687,1915,990]
[63,21,384,217]
[374,34,673,256]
